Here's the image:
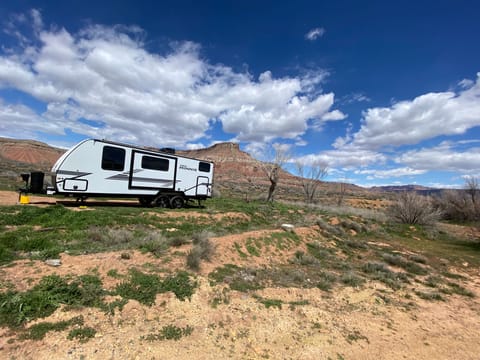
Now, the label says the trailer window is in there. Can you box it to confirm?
[199,162,211,173]
[102,146,125,171]
[142,156,169,171]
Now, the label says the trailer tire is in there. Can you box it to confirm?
[138,197,152,206]
[170,196,185,209]
[154,196,169,208]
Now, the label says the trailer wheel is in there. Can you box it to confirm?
[170,196,184,209]
[138,197,152,206]
[154,196,169,208]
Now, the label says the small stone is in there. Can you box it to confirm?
[281,223,295,232]
[45,259,62,267]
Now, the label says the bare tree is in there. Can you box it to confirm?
[465,176,479,205]
[336,181,347,206]
[296,160,328,203]
[261,144,290,202]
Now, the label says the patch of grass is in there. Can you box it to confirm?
[381,253,428,275]
[345,329,369,344]
[408,254,428,264]
[415,290,445,301]
[160,271,197,301]
[67,326,96,343]
[245,238,261,256]
[316,271,337,291]
[210,287,230,308]
[343,239,368,250]
[0,274,106,328]
[362,262,409,290]
[234,242,248,259]
[340,272,365,287]
[446,282,475,298]
[115,269,196,305]
[316,218,345,237]
[306,241,332,261]
[143,324,194,341]
[229,277,263,292]
[290,250,319,266]
[255,296,283,309]
[20,315,84,340]
[107,269,123,279]
[423,275,441,288]
[208,264,241,285]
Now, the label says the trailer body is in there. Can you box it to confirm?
[48,139,214,207]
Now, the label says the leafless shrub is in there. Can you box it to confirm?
[433,190,478,222]
[187,232,216,271]
[316,218,345,237]
[387,192,441,225]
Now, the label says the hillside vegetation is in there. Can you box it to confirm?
[0,194,479,359]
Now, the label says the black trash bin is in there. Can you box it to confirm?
[30,171,45,194]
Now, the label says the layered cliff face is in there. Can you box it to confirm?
[0,138,65,168]
[180,143,269,183]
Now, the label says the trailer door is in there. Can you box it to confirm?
[196,176,210,196]
[130,150,176,190]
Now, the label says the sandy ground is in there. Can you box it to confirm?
[1,191,480,359]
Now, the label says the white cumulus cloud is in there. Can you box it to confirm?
[305,27,326,41]
[0,10,343,149]
[344,73,480,150]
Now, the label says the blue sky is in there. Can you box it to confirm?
[0,1,479,188]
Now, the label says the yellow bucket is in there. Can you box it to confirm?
[19,194,30,204]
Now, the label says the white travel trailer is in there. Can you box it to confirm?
[46,139,214,208]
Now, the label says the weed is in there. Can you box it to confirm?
[423,275,441,288]
[115,269,196,305]
[209,264,240,285]
[254,295,283,309]
[234,242,248,258]
[316,271,337,291]
[446,282,475,297]
[144,324,194,341]
[160,271,197,301]
[415,290,444,301]
[340,272,364,287]
[67,326,96,343]
[345,329,369,344]
[381,253,428,275]
[107,269,123,278]
[186,234,215,271]
[288,299,310,309]
[210,287,231,308]
[290,250,319,266]
[0,274,106,328]
[316,218,345,237]
[408,254,428,264]
[245,238,261,256]
[20,315,84,340]
[169,236,190,247]
[186,248,202,271]
[362,262,409,290]
[343,239,368,249]
[306,241,332,261]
